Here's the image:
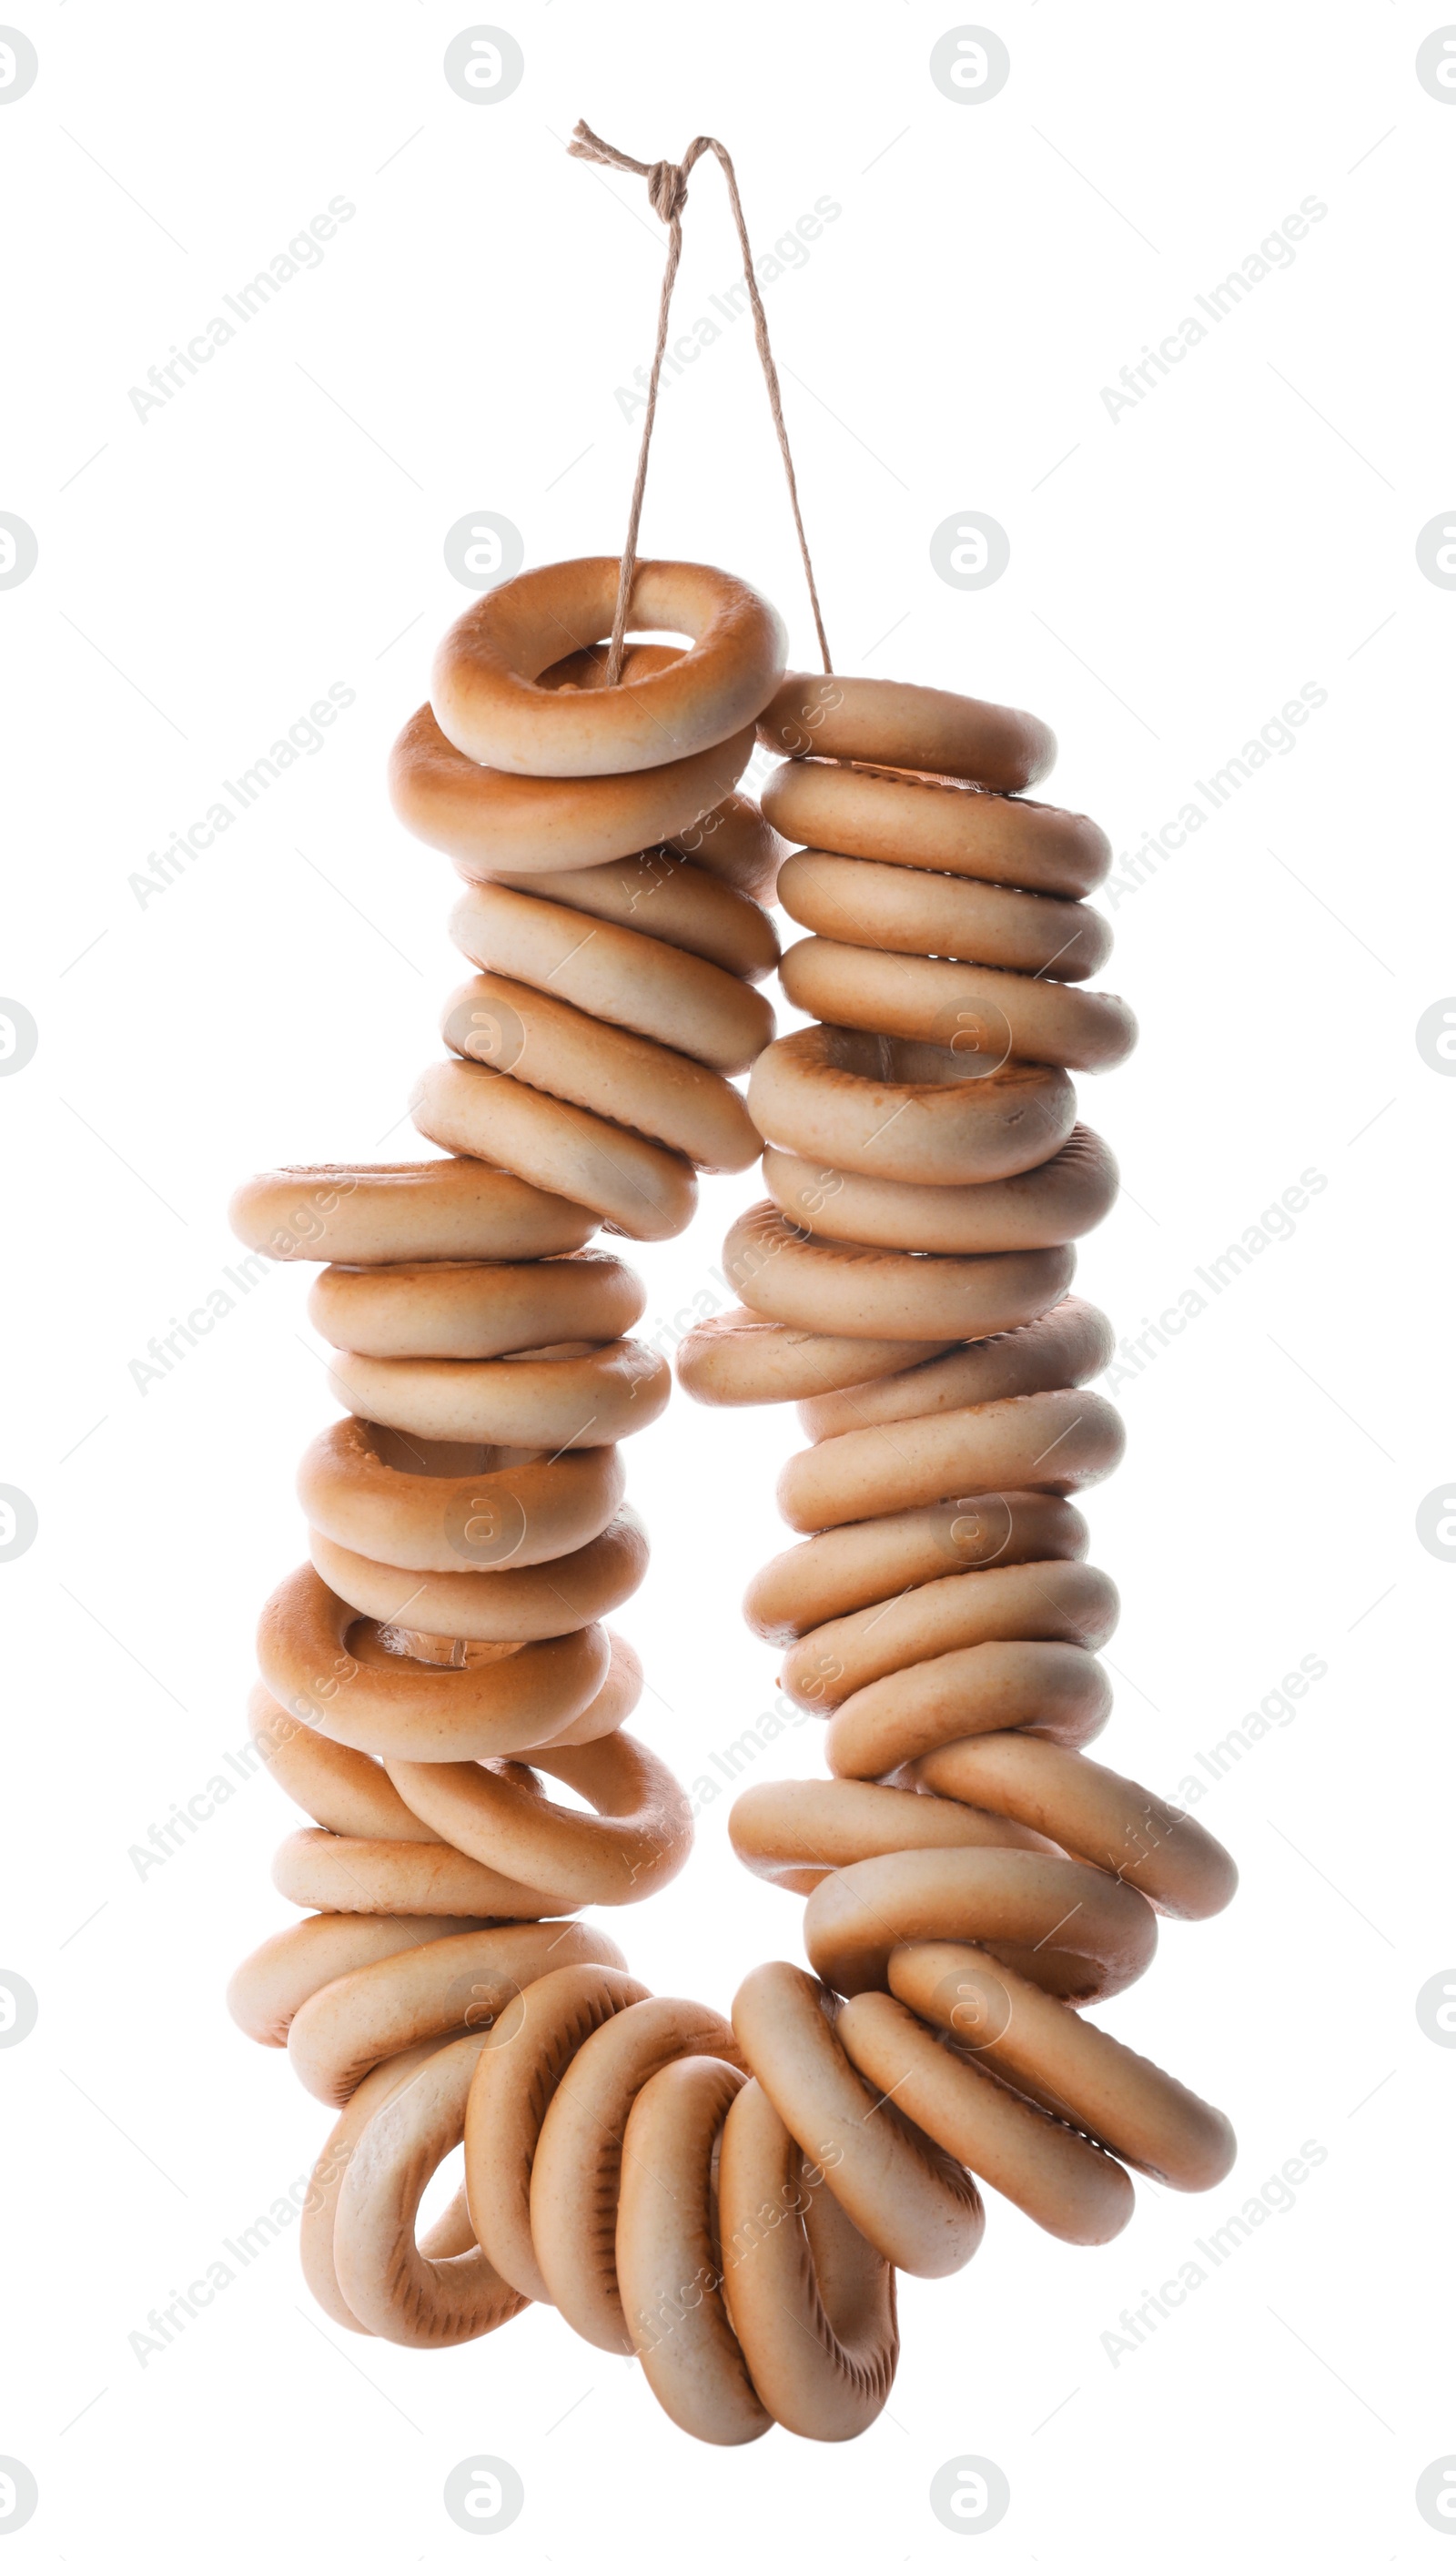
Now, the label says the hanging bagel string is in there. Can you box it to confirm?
[220,112,1242,2440]
[567,120,834,684]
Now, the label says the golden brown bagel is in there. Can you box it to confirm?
[755,672,1055,790]
[390,702,756,873]
[431,558,787,775]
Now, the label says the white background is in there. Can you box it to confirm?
[2,2,1451,2553]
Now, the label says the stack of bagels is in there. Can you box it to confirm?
[223,557,1237,2445]
[681,669,1238,2293]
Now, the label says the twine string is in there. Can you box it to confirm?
[568,118,833,684]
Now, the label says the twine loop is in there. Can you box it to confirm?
[645,158,688,222]
[568,118,832,685]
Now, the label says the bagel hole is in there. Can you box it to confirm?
[842,759,990,794]
[821,1027,1015,1089]
[538,637,690,693]
[500,1338,606,1363]
[365,1424,547,1477]
[416,2151,473,2259]
[975,1938,1107,2004]
[705,2121,731,2307]
[351,1623,527,1670]
[483,1757,547,1800]
[506,1756,598,1815]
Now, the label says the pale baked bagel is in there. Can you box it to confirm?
[762,757,1111,896]
[794,1297,1115,1442]
[723,1200,1075,1342]
[450,882,774,1074]
[432,558,786,776]
[256,1563,612,1761]
[327,1336,668,1448]
[297,1412,626,1574]
[385,1732,693,1909]
[777,1384,1123,1534]
[285,1918,626,2107]
[410,1057,699,1241]
[747,1027,1077,1186]
[777,847,1111,979]
[802,1844,1156,2003]
[743,1491,1087,1643]
[438,971,762,1175]
[756,672,1055,790]
[229,1157,595,1266]
[308,1250,642,1361]
[675,1307,947,1408]
[779,938,1138,1074]
[390,702,755,874]
[731,1961,984,2279]
[761,1127,1118,1254]
[889,1942,1237,2190]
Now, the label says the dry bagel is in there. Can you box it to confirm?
[743,1491,1087,1644]
[411,1057,698,1241]
[755,671,1054,790]
[327,1336,668,1448]
[778,938,1138,1074]
[450,882,774,1073]
[256,1563,612,1761]
[732,1961,984,2278]
[298,1423,626,1577]
[675,1309,947,1408]
[384,1732,693,1909]
[762,757,1110,896]
[777,1383,1122,1534]
[728,1775,1049,1894]
[889,1942,1237,2190]
[777,847,1111,979]
[307,1514,647,1640]
[795,1297,1116,1442]
[227,1910,484,2050]
[391,700,756,874]
[272,1827,574,1922]
[723,1200,1075,1343]
[747,1027,1077,1186]
[802,1845,1155,2003]
[780,1557,1117,1711]
[439,969,761,1172]
[761,1127,1117,1253]
[836,1994,1133,2244]
[308,1250,642,1361]
[285,1918,626,2107]
[229,1157,596,1266]
[431,558,786,776]
[823,1639,1113,1778]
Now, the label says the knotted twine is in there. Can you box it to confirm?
[568,120,833,684]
